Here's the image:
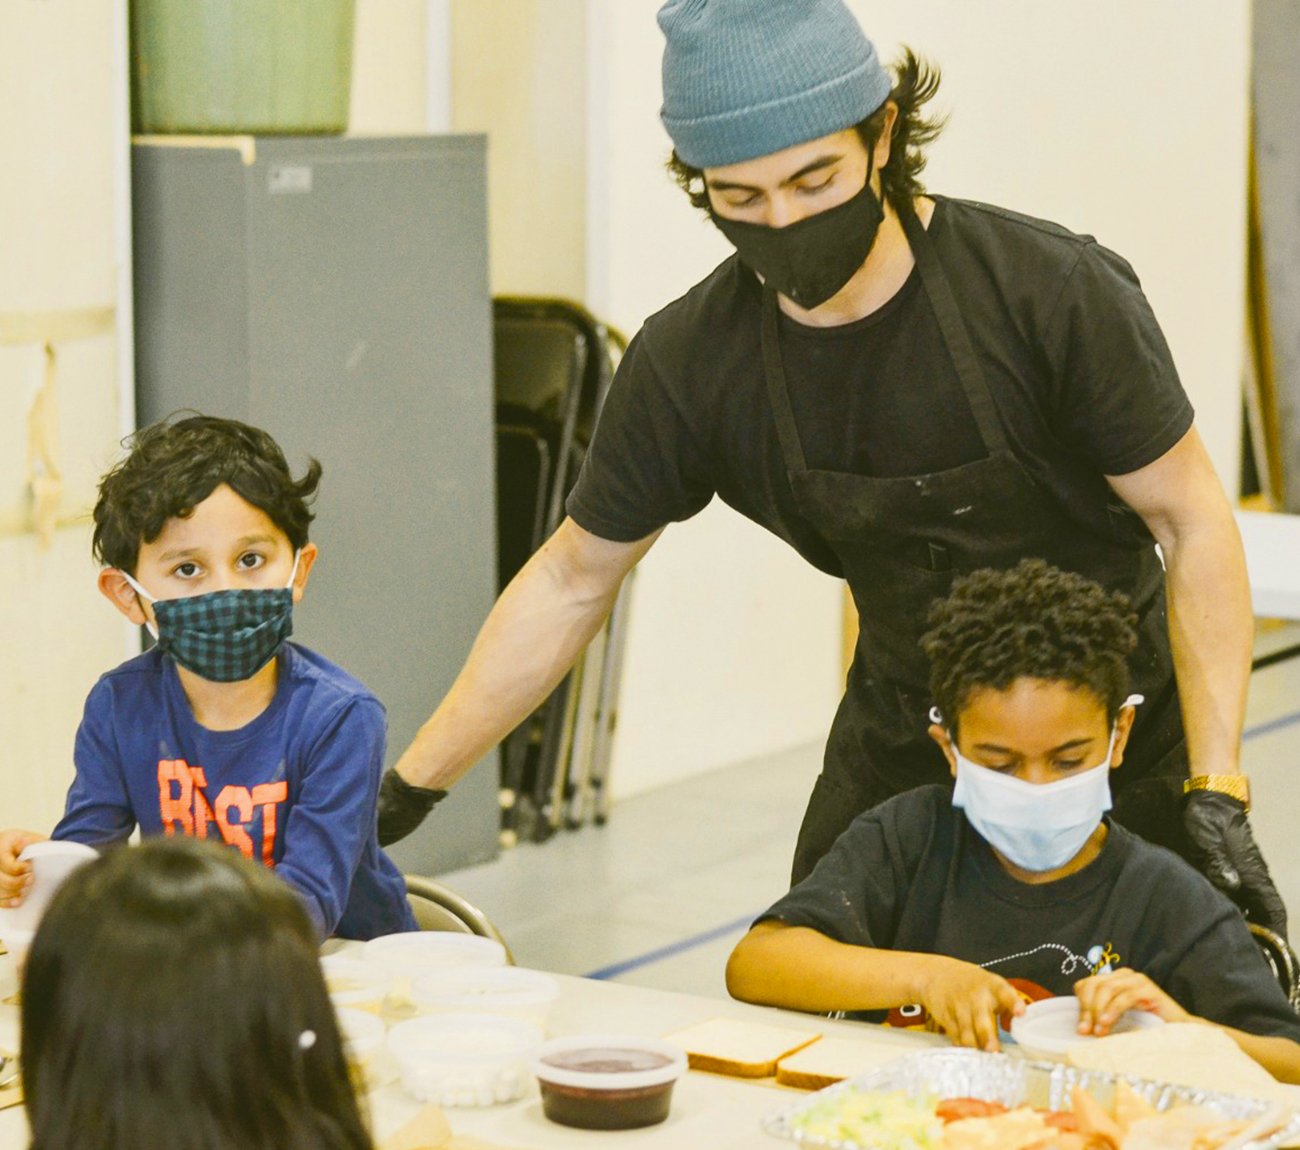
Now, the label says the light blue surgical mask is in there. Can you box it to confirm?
[933,696,1143,873]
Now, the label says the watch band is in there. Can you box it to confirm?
[1184,773,1250,811]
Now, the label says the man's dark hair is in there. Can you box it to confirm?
[921,559,1139,734]
[666,47,946,214]
[92,414,322,574]
[23,837,373,1150]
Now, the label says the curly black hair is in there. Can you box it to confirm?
[92,414,321,575]
[666,47,946,215]
[921,560,1138,735]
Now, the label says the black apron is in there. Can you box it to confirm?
[771,201,1189,885]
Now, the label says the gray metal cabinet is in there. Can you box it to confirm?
[132,134,499,876]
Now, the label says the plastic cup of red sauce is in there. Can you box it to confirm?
[532,1034,688,1130]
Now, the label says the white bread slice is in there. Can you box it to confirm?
[775,1036,896,1090]
[664,1017,822,1077]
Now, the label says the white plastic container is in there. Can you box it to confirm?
[362,932,507,976]
[1010,994,1164,1060]
[0,841,99,965]
[386,1013,543,1107]
[411,966,559,1029]
[320,954,391,1014]
[362,934,508,1017]
[335,1006,389,1087]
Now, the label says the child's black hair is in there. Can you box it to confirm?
[92,414,322,575]
[921,559,1138,734]
[22,837,373,1150]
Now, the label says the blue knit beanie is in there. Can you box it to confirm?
[658,0,892,168]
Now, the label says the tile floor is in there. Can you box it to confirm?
[437,622,1300,1002]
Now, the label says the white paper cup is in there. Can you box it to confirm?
[0,841,99,965]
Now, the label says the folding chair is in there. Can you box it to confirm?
[491,298,629,844]
[1249,922,1300,1011]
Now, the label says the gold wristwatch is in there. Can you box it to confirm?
[1183,774,1251,811]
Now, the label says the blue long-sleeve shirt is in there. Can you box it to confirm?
[54,643,417,939]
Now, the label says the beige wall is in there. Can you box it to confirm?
[350,0,428,135]
[451,0,587,298]
[586,2,844,800]
[1,0,435,834]
[854,0,1249,486]
[0,0,133,831]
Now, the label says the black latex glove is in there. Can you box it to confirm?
[376,768,447,847]
[1183,790,1287,938]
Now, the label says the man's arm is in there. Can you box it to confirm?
[1107,424,1285,933]
[1106,423,1251,777]
[391,516,661,793]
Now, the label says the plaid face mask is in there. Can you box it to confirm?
[121,553,299,683]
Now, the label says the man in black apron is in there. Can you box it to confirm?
[379,0,1284,937]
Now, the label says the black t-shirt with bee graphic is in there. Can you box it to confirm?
[759,785,1300,1039]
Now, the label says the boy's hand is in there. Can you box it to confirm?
[1074,967,1191,1036]
[0,830,47,906]
[917,956,1026,1052]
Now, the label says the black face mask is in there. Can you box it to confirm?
[708,171,886,310]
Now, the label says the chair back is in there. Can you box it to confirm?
[1249,922,1300,1010]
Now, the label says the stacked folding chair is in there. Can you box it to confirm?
[492,298,631,845]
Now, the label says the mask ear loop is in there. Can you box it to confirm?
[115,569,160,640]
[1104,693,1145,757]
[285,549,301,589]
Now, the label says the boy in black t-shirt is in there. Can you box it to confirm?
[727,560,1300,1082]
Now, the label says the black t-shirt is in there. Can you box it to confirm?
[760,786,1300,1040]
[567,197,1195,577]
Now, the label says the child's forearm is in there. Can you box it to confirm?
[1212,1025,1300,1085]
[726,921,948,1013]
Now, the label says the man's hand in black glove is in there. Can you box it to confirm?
[377,768,448,847]
[1184,790,1287,938]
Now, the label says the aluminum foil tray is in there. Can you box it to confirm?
[762,1047,1300,1150]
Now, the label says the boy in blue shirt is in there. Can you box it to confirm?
[0,415,417,939]
[728,560,1300,1082]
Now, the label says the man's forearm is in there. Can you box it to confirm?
[1163,515,1252,775]
[393,519,658,791]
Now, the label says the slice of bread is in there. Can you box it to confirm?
[775,1036,894,1090]
[664,1017,822,1078]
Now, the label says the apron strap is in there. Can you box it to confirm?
[896,200,1011,456]
[761,287,809,472]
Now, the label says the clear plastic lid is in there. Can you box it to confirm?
[335,1006,386,1057]
[411,965,558,1009]
[362,932,506,975]
[319,954,391,1005]
[1010,994,1164,1056]
[533,1034,688,1091]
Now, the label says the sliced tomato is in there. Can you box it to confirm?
[936,1097,1010,1123]
[1040,1110,1081,1132]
